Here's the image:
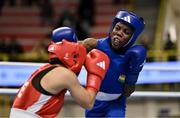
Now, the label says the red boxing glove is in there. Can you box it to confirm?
[85,49,110,93]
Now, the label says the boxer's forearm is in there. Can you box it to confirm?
[123,84,135,97]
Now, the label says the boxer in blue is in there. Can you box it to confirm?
[51,10,146,117]
[80,10,147,117]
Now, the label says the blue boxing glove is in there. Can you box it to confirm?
[125,45,146,84]
[52,27,77,42]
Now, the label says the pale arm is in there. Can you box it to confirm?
[41,66,97,109]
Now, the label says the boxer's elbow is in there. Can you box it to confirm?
[80,100,93,109]
[84,102,94,109]
[83,96,95,109]
[74,98,94,109]
[80,88,97,109]
[123,92,133,97]
[123,84,135,97]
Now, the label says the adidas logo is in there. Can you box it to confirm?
[121,16,131,23]
[96,61,105,70]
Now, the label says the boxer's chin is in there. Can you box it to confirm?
[111,39,122,50]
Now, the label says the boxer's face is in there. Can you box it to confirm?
[110,22,133,50]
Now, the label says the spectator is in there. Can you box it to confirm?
[75,16,90,40]
[39,0,54,26]
[164,33,177,61]
[28,34,50,62]
[4,37,23,61]
[112,0,130,5]
[20,0,40,7]
[77,0,95,26]
[138,34,154,62]
[8,0,16,7]
[139,34,150,50]
[0,39,6,53]
[0,0,5,15]
[55,10,76,29]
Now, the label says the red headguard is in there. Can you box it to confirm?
[48,40,87,73]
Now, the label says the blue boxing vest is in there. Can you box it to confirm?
[85,37,128,117]
[95,37,129,99]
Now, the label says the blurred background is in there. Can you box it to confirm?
[0,0,180,117]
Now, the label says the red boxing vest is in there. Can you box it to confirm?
[12,64,66,118]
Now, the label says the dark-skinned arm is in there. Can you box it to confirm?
[123,84,135,97]
[78,38,97,52]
